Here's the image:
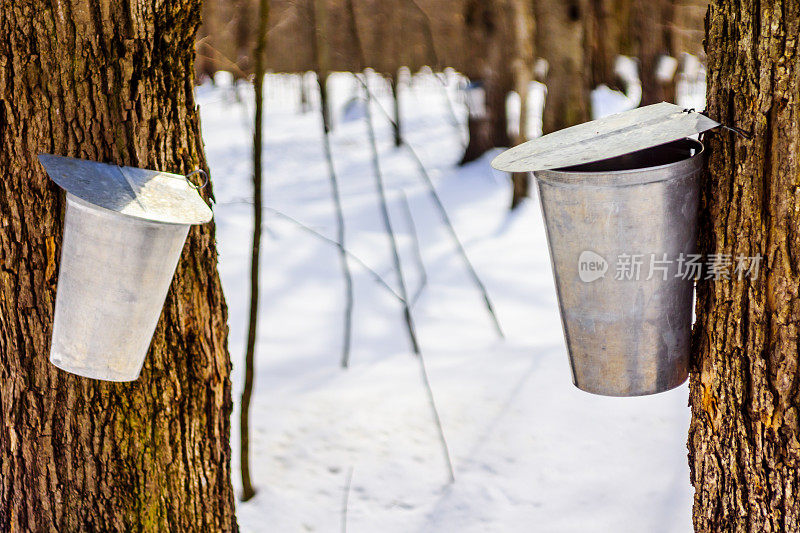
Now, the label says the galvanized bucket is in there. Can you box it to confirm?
[39,155,213,382]
[492,103,720,396]
[536,139,703,396]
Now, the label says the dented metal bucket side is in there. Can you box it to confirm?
[50,194,190,382]
[534,139,703,396]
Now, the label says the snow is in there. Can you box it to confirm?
[656,56,680,83]
[197,68,700,532]
[506,81,546,140]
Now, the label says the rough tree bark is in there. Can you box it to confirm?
[689,0,800,531]
[0,2,237,531]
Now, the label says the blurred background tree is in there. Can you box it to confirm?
[195,0,706,174]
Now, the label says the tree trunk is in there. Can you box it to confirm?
[583,0,636,91]
[689,1,800,531]
[535,0,591,133]
[313,0,355,368]
[510,0,535,209]
[241,0,270,503]
[670,0,709,58]
[233,0,255,77]
[461,108,494,165]
[460,0,514,165]
[0,2,237,531]
[632,0,676,105]
[390,73,402,147]
[584,0,617,90]
[197,0,219,83]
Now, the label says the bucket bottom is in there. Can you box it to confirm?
[573,372,688,397]
[51,352,144,382]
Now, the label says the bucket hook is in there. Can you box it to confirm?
[683,108,752,140]
[185,168,209,191]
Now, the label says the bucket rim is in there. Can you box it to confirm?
[65,193,193,227]
[39,154,213,225]
[534,138,704,187]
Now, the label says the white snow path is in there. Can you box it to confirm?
[198,71,695,533]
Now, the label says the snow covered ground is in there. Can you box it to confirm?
[198,70,700,532]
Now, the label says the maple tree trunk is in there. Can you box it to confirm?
[584,0,617,89]
[0,2,237,531]
[460,0,513,165]
[689,0,800,530]
[510,0,534,209]
[535,0,591,134]
[197,0,218,83]
[633,0,676,105]
[233,0,256,77]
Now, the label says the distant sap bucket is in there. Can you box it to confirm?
[492,103,719,397]
[39,155,213,382]
[465,80,487,119]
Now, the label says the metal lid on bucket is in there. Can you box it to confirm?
[491,102,719,173]
[38,154,213,225]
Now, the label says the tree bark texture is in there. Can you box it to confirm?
[689,0,800,531]
[0,2,237,531]
[534,0,591,134]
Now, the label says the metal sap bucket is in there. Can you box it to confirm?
[492,103,720,396]
[536,139,702,396]
[39,155,213,382]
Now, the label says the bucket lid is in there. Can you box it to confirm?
[39,154,213,225]
[491,103,719,173]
